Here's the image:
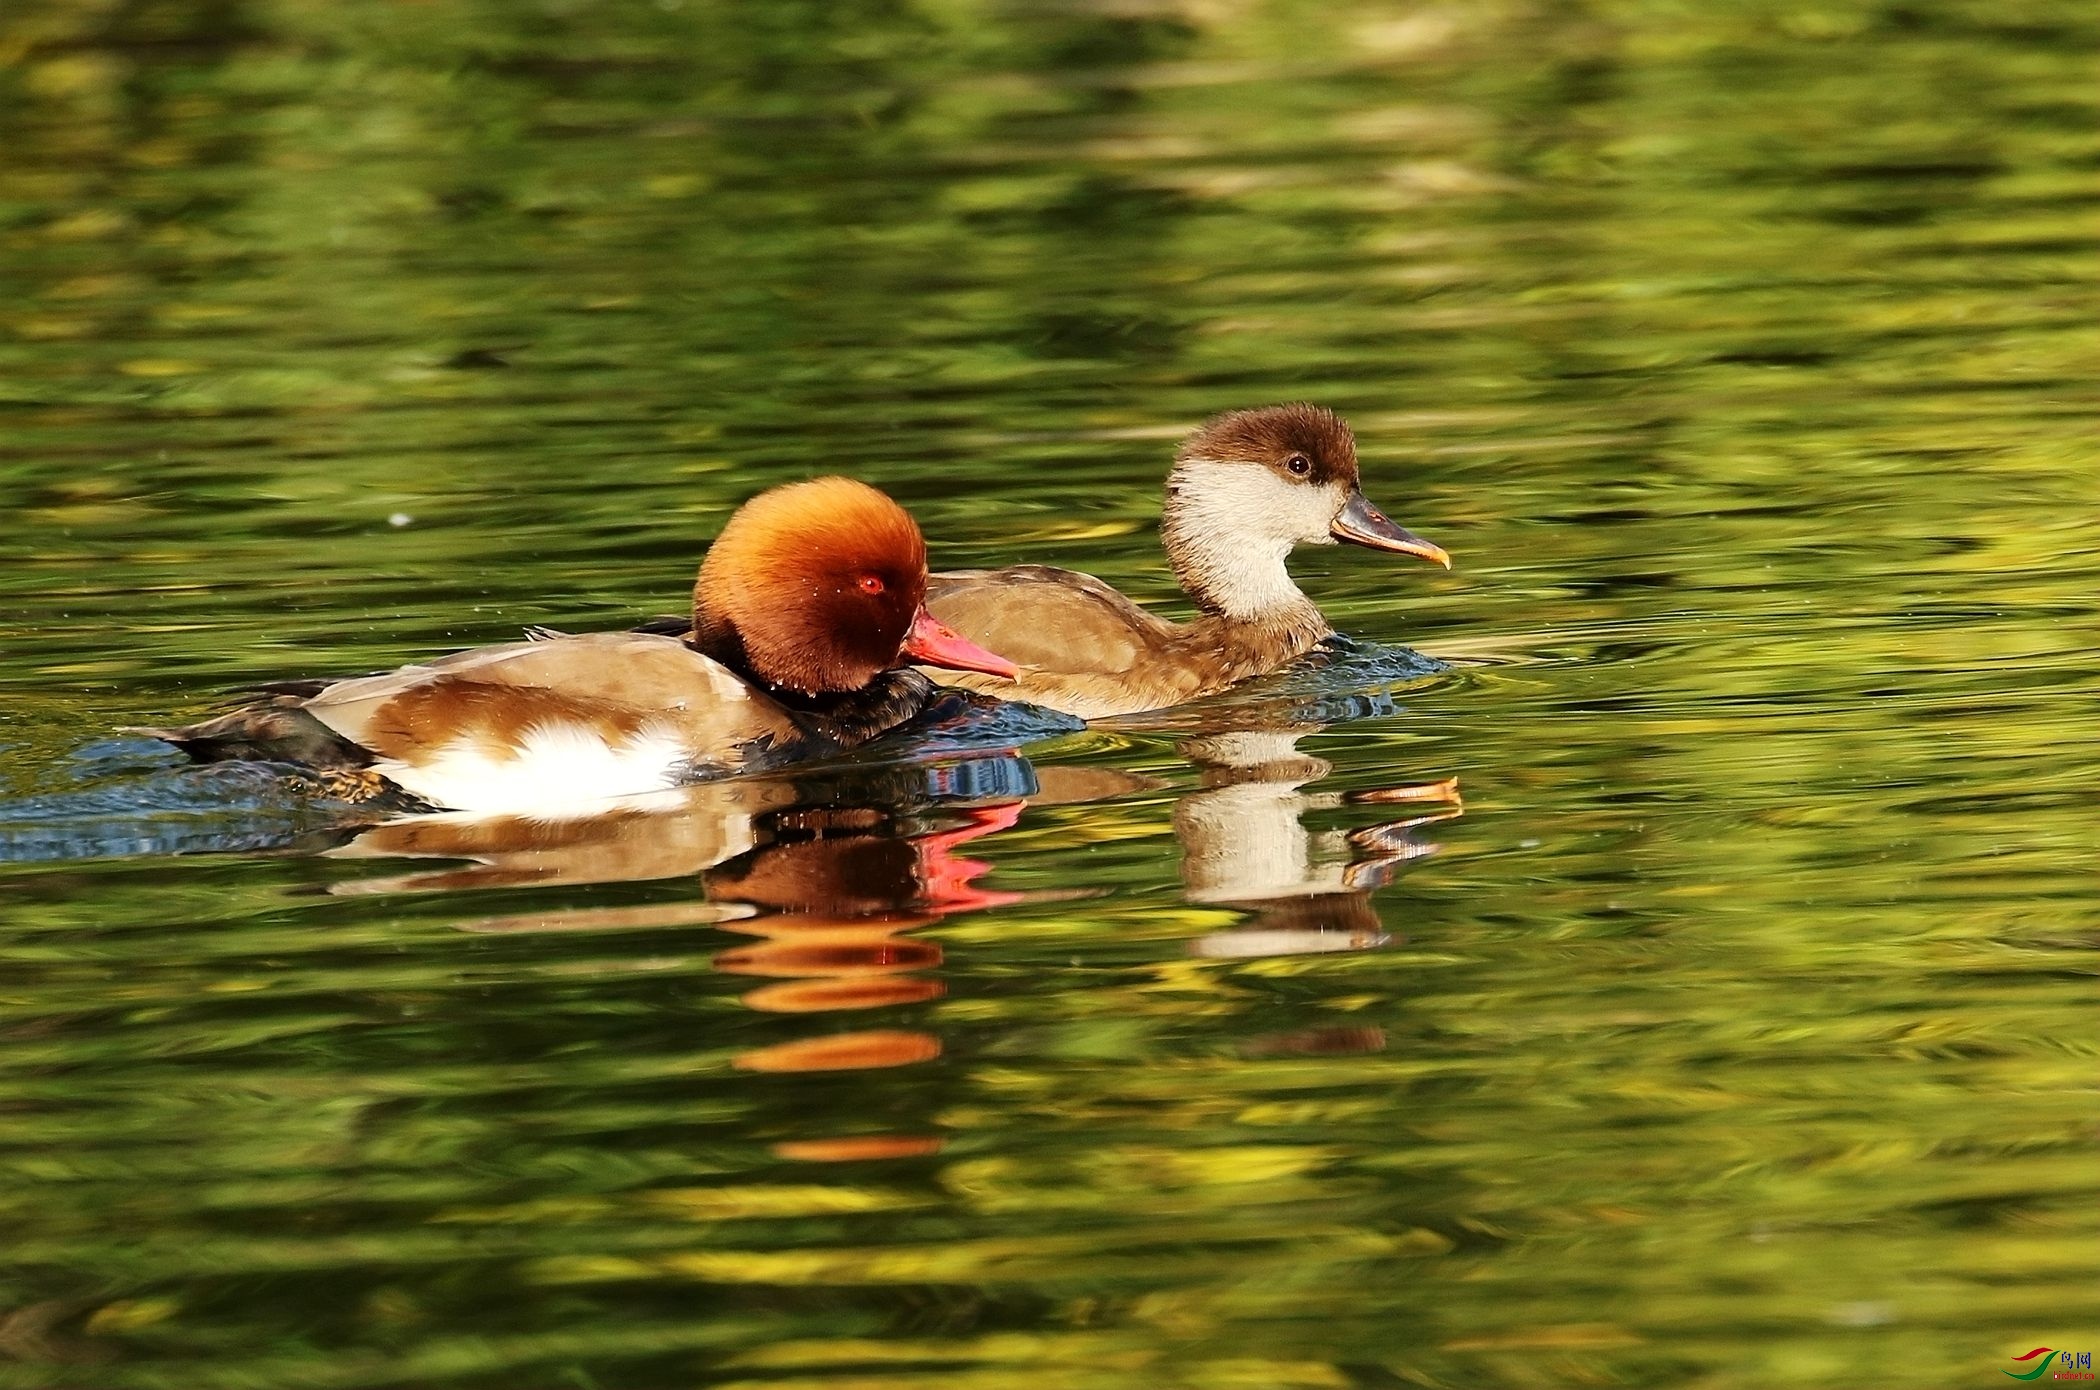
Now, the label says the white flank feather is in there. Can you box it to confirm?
[376,720,692,814]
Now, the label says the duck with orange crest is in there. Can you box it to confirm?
[132,479,1018,814]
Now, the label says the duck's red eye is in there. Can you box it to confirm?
[857,575,885,595]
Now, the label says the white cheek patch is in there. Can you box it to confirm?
[377,721,691,814]
[1164,461,1341,620]
[1174,460,1341,544]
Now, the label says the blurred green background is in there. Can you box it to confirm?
[0,1,2095,1387]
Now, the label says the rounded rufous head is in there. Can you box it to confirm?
[694,477,931,695]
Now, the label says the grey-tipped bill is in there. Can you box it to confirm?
[1331,489,1451,568]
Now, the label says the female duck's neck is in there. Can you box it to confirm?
[1162,479,1324,630]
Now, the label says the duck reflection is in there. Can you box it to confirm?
[1159,717,1460,1063]
[320,700,1460,1143]
[711,802,1019,1035]
[328,716,1459,963]
[324,778,806,899]
[1171,723,1461,961]
[329,759,1031,1160]
[326,758,1027,900]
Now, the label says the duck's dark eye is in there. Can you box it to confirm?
[1285,454,1312,476]
[857,575,885,595]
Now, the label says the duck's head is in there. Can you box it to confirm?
[694,477,1018,695]
[1165,404,1450,574]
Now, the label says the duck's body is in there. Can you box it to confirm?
[149,632,940,814]
[922,565,1330,720]
[921,405,1449,719]
[136,479,1015,814]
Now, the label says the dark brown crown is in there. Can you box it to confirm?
[1176,403,1359,487]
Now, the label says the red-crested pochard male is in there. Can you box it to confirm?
[921,404,1449,718]
[135,478,1018,813]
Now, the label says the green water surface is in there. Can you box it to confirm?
[1,1,2095,1387]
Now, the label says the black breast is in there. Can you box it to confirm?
[749,668,941,769]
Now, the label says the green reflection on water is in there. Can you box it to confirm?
[1,0,2095,1387]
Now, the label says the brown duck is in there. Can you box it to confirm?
[921,404,1449,718]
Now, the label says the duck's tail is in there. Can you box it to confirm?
[124,699,374,772]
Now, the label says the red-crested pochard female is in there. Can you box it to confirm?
[922,404,1449,718]
[137,478,1017,813]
